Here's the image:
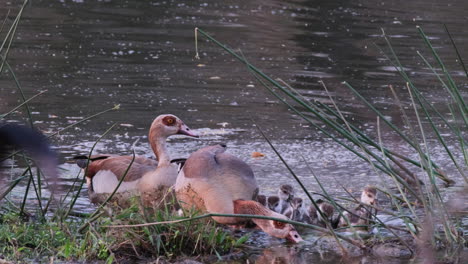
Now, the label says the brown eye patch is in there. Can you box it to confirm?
[162,116,177,126]
[273,221,286,229]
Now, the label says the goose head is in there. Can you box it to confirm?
[265,213,304,243]
[148,114,198,165]
[150,114,198,139]
[308,203,317,217]
[316,199,334,222]
[288,197,304,221]
[233,200,303,243]
[278,184,295,202]
[290,197,303,210]
[361,186,377,206]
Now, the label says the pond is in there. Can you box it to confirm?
[1,0,467,262]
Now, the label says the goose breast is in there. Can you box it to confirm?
[175,144,259,217]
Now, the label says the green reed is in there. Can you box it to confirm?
[194,26,466,260]
[1,4,243,262]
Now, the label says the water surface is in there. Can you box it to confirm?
[1,0,467,262]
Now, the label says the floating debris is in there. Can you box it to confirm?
[217,122,229,127]
[252,151,265,158]
[65,116,84,120]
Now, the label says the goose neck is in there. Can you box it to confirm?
[149,132,171,166]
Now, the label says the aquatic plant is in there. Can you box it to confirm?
[1,0,465,261]
[194,26,466,261]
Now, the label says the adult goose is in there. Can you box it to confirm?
[75,114,197,207]
[175,144,303,243]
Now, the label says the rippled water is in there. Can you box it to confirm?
[1,0,467,262]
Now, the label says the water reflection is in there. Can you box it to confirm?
[1,0,466,261]
[251,244,414,264]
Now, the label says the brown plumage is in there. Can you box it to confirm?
[256,194,280,210]
[274,184,295,214]
[336,186,378,232]
[284,197,303,221]
[316,199,335,227]
[76,155,158,184]
[75,114,197,207]
[175,144,303,243]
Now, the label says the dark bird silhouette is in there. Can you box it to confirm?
[0,123,58,196]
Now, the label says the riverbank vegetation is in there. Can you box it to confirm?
[0,3,245,263]
[1,0,466,262]
[0,201,245,262]
[194,23,467,262]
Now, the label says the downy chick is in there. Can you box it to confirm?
[284,197,305,221]
[315,199,335,228]
[336,186,378,232]
[274,184,295,214]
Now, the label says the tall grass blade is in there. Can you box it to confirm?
[0,10,11,36]
[4,60,34,127]
[196,28,449,187]
[375,39,467,147]
[0,174,28,201]
[1,90,47,120]
[19,167,32,216]
[105,212,367,249]
[0,0,28,73]
[253,120,351,254]
[65,123,118,218]
[416,26,467,124]
[443,24,468,77]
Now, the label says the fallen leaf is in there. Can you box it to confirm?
[252,151,265,158]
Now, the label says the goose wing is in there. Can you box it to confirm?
[75,155,156,182]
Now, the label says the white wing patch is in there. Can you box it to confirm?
[92,170,139,193]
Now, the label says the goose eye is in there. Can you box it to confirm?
[163,116,176,126]
[367,194,372,198]
[273,221,286,229]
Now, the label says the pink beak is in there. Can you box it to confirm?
[177,124,198,138]
[286,230,304,243]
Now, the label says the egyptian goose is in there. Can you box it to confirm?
[284,197,306,221]
[336,186,378,232]
[305,203,318,225]
[257,185,295,212]
[315,199,335,227]
[75,114,197,206]
[175,144,303,243]
[274,184,295,214]
[256,195,279,211]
